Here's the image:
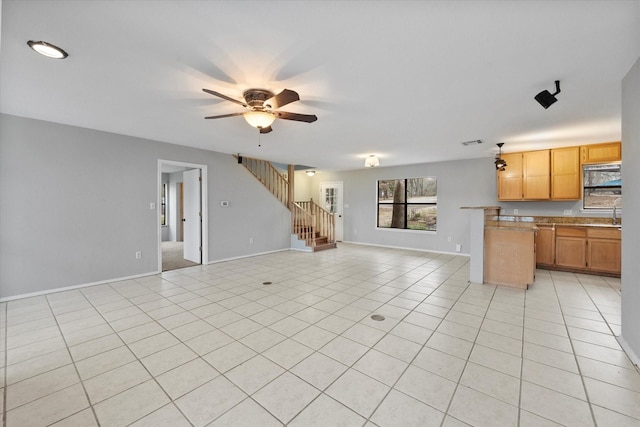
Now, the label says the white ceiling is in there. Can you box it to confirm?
[1,1,639,171]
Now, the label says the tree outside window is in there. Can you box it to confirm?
[378,177,437,231]
[583,163,621,209]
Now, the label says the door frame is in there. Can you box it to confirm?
[157,160,208,272]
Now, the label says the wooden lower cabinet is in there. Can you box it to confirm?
[588,239,621,273]
[535,226,555,266]
[555,236,588,269]
[541,226,621,276]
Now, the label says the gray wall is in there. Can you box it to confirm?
[0,114,291,298]
[621,56,640,363]
[308,158,498,254]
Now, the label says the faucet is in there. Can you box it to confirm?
[612,198,622,225]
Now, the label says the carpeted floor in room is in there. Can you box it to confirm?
[162,241,199,272]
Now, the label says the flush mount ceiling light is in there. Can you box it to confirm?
[242,111,276,130]
[495,143,507,171]
[535,80,561,109]
[27,40,68,59]
[365,155,380,168]
[305,170,316,176]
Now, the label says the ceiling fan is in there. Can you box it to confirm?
[202,88,317,134]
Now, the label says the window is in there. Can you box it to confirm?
[161,183,167,225]
[377,177,437,231]
[583,163,621,209]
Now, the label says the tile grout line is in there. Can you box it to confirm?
[43,292,102,427]
[549,271,599,427]
[437,279,498,427]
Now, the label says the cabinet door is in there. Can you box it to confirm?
[551,147,581,200]
[587,239,621,273]
[536,227,555,266]
[555,236,587,269]
[497,153,523,201]
[581,142,621,164]
[523,150,550,200]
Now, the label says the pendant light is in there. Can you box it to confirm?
[495,143,507,171]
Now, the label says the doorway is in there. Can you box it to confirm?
[320,181,344,241]
[158,160,208,272]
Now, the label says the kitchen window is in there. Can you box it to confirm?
[583,163,621,209]
[377,177,437,231]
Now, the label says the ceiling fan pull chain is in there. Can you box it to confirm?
[258,131,262,147]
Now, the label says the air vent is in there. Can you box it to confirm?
[461,139,483,146]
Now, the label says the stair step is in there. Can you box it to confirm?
[312,242,337,252]
[314,237,329,245]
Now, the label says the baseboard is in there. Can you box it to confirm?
[0,271,160,302]
[340,240,470,257]
[207,248,291,265]
[618,335,640,367]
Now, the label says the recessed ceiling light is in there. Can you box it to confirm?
[27,40,68,59]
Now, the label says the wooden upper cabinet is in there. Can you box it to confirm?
[551,146,581,200]
[523,150,550,199]
[497,153,523,201]
[581,141,621,164]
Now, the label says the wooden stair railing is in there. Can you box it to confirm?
[295,199,336,248]
[238,156,289,208]
[237,155,336,251]
[292,203,316,247]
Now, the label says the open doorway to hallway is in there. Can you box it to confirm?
[158,160,208,272]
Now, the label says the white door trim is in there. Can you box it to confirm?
[158,160,208,272]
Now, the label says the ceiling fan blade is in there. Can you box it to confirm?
[202,89,247,107]
[266,89,300,109]
[204,112,244,119]
[275,111,318,123]
[259,126,273,134]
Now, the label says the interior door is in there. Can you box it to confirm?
[320,181,344,241]
[183,169,202,263]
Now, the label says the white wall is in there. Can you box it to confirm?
[621,56,640,364]
[307,158,497,254]
[0,114,291,298]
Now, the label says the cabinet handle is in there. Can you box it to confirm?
[585,240,588,267]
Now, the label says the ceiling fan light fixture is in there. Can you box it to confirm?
[365,155,380,168]
[243,111,276,129]
[27,40,68,59]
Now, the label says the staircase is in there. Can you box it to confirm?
[238,156,337,252]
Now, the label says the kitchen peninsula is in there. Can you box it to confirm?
[463,207,621,290]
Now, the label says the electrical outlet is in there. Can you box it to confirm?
[447,236,452,242]
[135,251,142,259]
[513,209,519,215]
[455,244,461,252]
[563,209,573,216]
[249,237,254,244]
[149,202,155,210]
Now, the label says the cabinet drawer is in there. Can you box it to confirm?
[556,227,587,237]
[587,227,621,239]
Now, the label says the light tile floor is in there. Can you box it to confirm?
[1,243,639,427]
